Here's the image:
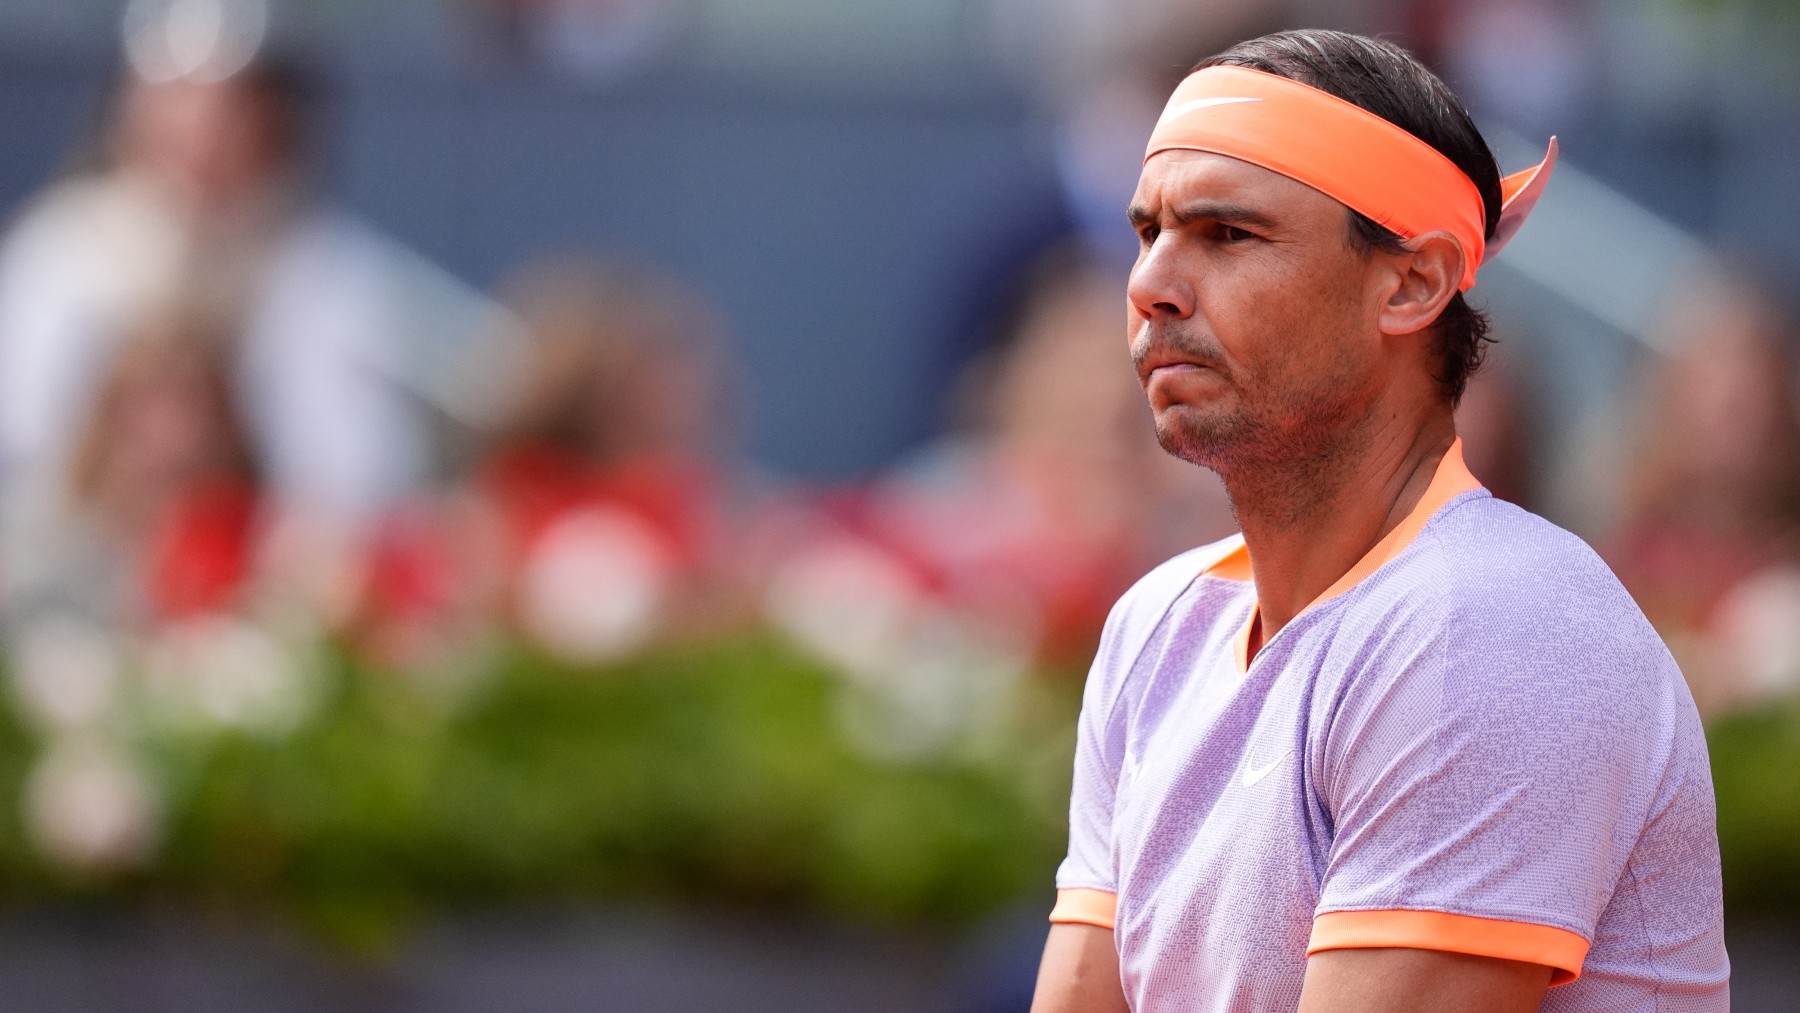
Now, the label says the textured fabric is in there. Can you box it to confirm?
[1054,475,1728,1011]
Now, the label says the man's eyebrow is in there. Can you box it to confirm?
[1126,201,1278,230]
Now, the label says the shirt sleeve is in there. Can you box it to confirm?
[1049,546,1216,929]
[1050,601,1129,924]
[1309,582,1685,985]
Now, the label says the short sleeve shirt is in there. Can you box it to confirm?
[1051,441,1728,1012]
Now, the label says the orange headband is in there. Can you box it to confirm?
[1145,66,1557,291]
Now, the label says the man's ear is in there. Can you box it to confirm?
[1378,231,1464,337]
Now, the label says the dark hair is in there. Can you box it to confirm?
[230,48,319,163]
[1198,29,1500,404]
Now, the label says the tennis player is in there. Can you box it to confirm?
[1031,29,1729,1013]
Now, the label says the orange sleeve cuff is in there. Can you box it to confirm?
[1309,910,1589,986]
[1049,888,1117,930]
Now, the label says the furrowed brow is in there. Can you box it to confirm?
[1169,201,1278,230]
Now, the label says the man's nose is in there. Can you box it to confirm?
[1126,237,1195,321]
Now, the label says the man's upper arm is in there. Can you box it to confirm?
[1031,923,1130,1013]
[1299,948,1551,1013]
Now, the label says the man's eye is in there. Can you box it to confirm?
[1218,225,1255,243]
[1137,227,1159,246]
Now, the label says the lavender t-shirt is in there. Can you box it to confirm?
[1055,458,1728,1012]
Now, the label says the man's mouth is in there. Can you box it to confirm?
[1140,358,1216,389]
[1148,362,1206,381]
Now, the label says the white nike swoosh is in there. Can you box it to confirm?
[1240,748,1293,788]
[1157,96,1262,127]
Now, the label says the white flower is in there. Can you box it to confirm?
[1712,567,1800,705]
[833,607,1029,764]
[517,506,672,664]
[140,614,311,735]
[763,536,925,682]
[24,734,159,873]
[8,615,123,732]
[765,536,1033,761]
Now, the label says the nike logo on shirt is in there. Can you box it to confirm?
[1240,748,1293,788]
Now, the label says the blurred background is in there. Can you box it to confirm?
[0,0,1793,1010]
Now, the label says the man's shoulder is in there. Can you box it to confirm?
[1110,535,1244,623]
[1085,536,1244,687]
[1387,493,1674,683]
[1406,493,1636,614]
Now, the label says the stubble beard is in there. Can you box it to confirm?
[1151,351,1377,530]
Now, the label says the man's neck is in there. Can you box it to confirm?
[1227,411,1457,655]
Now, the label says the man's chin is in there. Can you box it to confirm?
[1152,409,1237,471]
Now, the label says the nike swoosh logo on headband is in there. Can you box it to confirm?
[1157,96,1262,126]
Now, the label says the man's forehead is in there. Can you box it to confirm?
[1132,149,1336,216]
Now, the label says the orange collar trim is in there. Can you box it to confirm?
[1202,439,1483,671]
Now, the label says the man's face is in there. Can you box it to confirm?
[1126,150,1391,476]
[118,76,288,209]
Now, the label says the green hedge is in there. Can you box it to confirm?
[0,634,1080,952]
[1707,697,1800,916]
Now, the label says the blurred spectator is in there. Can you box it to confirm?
[3,305,260,630]
[455,253,743,664]
[2,305,310,874]
[1604,268,1800,713]
[0,0,521,568]
[868,248,1157,661]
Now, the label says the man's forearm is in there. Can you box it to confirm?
[1031,923,1131,1013]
